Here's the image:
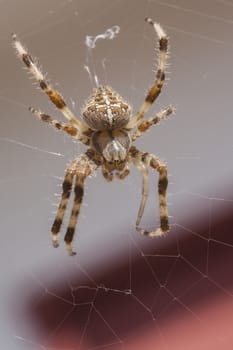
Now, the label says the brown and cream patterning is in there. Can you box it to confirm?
[13,17,174,256]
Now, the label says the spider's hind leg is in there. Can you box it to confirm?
[12,34,87,133]
[126,18,169,130]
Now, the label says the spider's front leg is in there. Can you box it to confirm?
[52,152,99,256]
[129,146,169,237]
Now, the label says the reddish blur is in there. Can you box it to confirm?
[24,203,233,350]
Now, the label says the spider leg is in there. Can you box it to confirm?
[51,171,74,249]
[52,152,99,256]
[129,146,169,237]
[126,18,169,130]
[64,175,85,256]
[12,34,88,132]
[29,107,90,145]
[131,105,173,141]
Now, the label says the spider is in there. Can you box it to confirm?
[13,18,174,256]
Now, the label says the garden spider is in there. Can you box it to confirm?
[13,18,174,256]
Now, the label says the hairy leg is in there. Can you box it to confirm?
[130,146,169,236]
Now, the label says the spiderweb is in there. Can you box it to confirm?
[1,0,233,349]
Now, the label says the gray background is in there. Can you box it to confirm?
[0,0,233,349]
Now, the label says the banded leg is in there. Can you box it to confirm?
[64,153,98,255]
[51,171,74,248]
[126,18,169,129]
[130,147,169,236]
[150,156,169,235]
[132,105,174,142]
[29,107,90,145]
[12,34,88,133]
[64,176,85,256]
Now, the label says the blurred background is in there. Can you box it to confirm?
[0,0,233,349]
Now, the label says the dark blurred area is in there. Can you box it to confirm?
[23,199,233,349]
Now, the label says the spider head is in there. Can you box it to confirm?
[91,129,131,163]
[82,86,131,130]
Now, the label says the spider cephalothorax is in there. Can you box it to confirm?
[13,18,174,256]
[91,127,131,163]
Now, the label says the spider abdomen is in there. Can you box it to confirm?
[82,86,131,130]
